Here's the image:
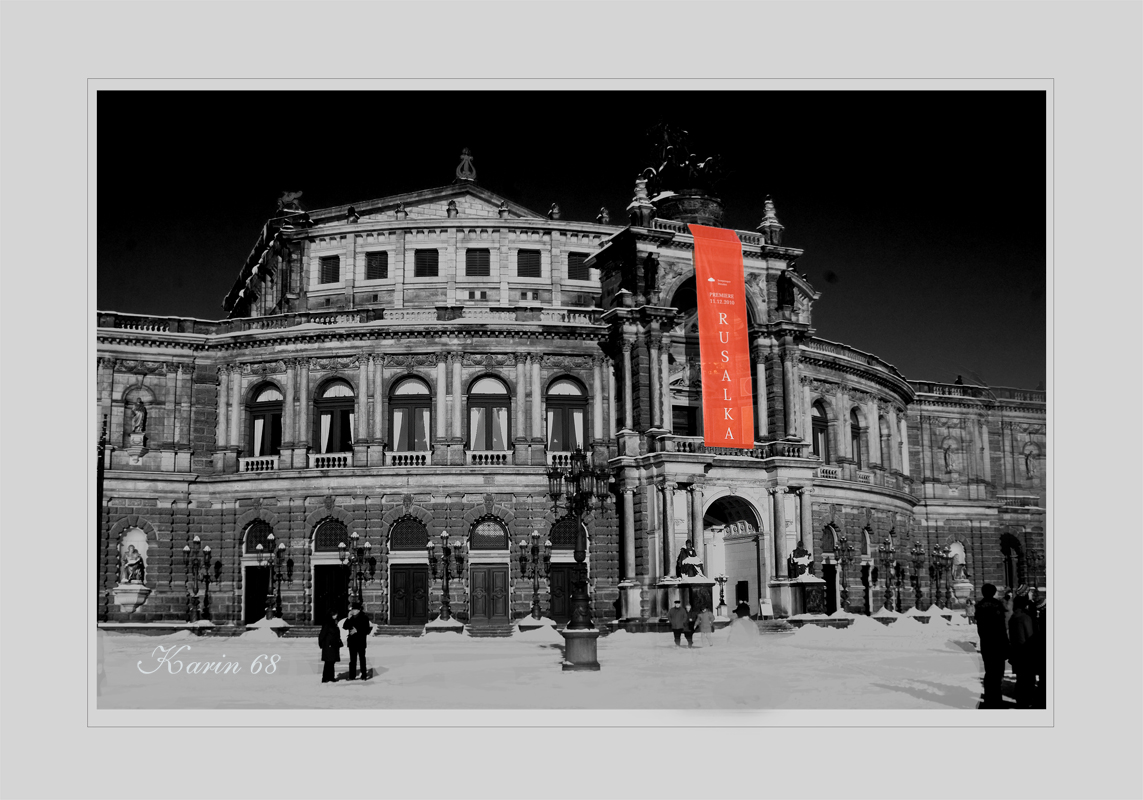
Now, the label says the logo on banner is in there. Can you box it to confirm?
[688,224,754,449]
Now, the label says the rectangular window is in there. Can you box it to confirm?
[517,249,541,278]
[365,251,388,280]
[672,406,699,437]
[414,249,439,277]
[465,249,491,277]
[319,255,340,284]
[567,252,590,281]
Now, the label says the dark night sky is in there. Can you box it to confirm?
[97,90,1046,390]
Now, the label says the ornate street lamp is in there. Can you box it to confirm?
[877,536,895,612]
[427,531,464,621]
[183,535,221,623]
[836,534,855,612]
[715,574,729,615]
[548,447,612,670]
[338,532,375,607]
[1025,547,1043,593]
[930,544,953,609]
[910,541,926,610]
[518,530,552,620]
[254,533,289,620]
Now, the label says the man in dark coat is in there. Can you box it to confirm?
[342,601,373,680]
[667,600,689,646]
[318,610,342,683]
[1008,596,1037,708]
[975,583,1009,708]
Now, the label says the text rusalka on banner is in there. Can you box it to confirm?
[689,224,754,448]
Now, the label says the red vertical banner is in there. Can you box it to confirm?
[689,224,755,449]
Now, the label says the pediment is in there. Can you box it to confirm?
[308,184,543,225]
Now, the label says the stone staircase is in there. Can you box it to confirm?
[279,625,321,639]
[757,619,795,634]
[374,625,426,637]
[466,623,515,638]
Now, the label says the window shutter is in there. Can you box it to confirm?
[365,251,388,280]
[319,255,340,284]
[567,252,589,281]
[414,249,439,277]
[465,249,491,277]
[517,249,541,278]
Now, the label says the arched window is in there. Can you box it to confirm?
[313,380,355,454]
[468,377,510,451]
[549,516,580,550]
[878,416,891,467]
[314,519,350,552]
[546,378,586,452]
[389,516,429,550]
[244,520,274,554]
[470,517,509,551]
[248,384,283,457]
[849,409,864,469]
[811,402,830,463]
[390,378,431,452]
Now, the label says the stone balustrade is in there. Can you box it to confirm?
[999,495,1042,507]
[547,451,573,468]
[308,453,350,469]
[467,450,512,466]
[385,451,429,467]
[856,470,873,484]
[239,456,279,473]
[815,466,841,480]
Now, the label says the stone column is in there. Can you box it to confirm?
[662,481,677,578]
[592,356,604,442]
[781,346,798,437]
[797,487,814,560]
[899,416,910,476]
[435,355,447,441]
[515,355,526,441]
[373,356,384,442]
[298,359,310,445]
[771,488,788,578]
[358,355,369,441]
[754,342,769,438]
[801,377,813,448]
[608,359,617,438]
[531,354,543,442]
[866,399,880,467]
[648,335,661,428]
[887,405,899,472]
[216,366,229,448]
[837,389,851,458]
[622,488,636,580]
[621,340,634,430]
[229,367,242,448]
[451,352,463,440]
[660,334,672,433]
[164,365,177,445]
[283,360,296,445]
[689,484,705,565]
[980,417,992,483]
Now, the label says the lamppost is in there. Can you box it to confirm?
[183,535,220,623]
[254,533,288,620]
[427,531,464,621]
[877,536,895,612]
[910,541,927,609]
[518,530,552,620]
[1025,547,1043,593]
[338,532,375,607]
[836,534,855,612]
[547,447,612,670]
[930,544,953,609]
[715,574,729,616]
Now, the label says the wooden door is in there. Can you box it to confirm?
[244,566,269,624]
[470,565,510,623]
[313,565,348,623]
[389,565,429,625]
[549,564,575,623]
[822,563,838,614]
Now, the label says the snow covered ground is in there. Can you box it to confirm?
[98,615,989,710]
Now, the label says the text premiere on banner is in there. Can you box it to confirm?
[689,224,754,448]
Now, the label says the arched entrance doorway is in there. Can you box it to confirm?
[704,495,763,616]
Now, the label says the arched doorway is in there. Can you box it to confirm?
[704,495,763,615]
[467,516,511,625]
[388,516,430,625]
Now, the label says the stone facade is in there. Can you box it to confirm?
[96,175,1045,628]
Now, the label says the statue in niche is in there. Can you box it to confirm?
[777,271,796,309]
[123,545,146,584]
[788,541,813,578]
[949,541,971,583]
[1023,446,1037,478]
[675,539,704,578]
[130,398,148,433]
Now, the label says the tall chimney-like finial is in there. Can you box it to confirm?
[757,196,784,245]
[455,147,477,183]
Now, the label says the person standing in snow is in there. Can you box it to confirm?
[695,605,716,647]
[318,609,342,683]
[342,601,373,680]
[1007,597,1037,708]
[667,600,689,646]
[974,583,1009,708]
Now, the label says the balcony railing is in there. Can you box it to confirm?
[385,451,430,467]
[547,451,573,468]
[856,470,873,484]
[815,466,841,480]
[239,456,279,473]
[663,436,812,460]
[467,450,512,466]
[999,495,1042,508]
[308,453,351,469]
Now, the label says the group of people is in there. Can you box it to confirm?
[666,598,758,647]
[974,583,1047,708]
[318,602,373,683]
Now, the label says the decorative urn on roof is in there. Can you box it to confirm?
[643,122,726,227]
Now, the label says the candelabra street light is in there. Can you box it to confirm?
[254,532,289,620]
[910,541,927,610]
[715,575,729,616]
[338,532,375,608]
[547,447,612,670]
[930,544,953,609]
[835,535,855,612]
[1025,547,1043,593]
[183,535,221,623]
[427,532,464,622]
[877,536,895,612]
[518,530,552,620]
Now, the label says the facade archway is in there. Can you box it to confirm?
[703,494,763,615]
